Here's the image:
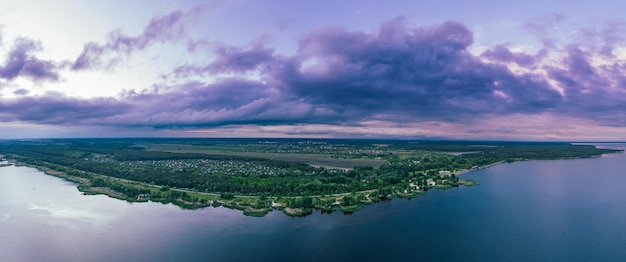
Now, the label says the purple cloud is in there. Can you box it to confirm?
[480,45,541,67]
[577,20,626,58]
[0,94,131,124]
[208,45,275,73]
[72,6,206,70]
[117,78,336,128]
[172,45,275,78]
[563,45,594,76]
[4,17,626,136]
[13,89,29,96]
[0,38,59,81]
[276,19,561,121]
[157,18,626,129]
[525,13,565,48]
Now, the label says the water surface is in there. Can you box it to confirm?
[2,146,626,261]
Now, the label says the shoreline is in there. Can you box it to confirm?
[2,141,620,218]
[15,148,618,217]
[3,157,474,218]
[5,149,620,217]
[453,150,624,177]
[454,160,506,176]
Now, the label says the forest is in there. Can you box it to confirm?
[1,139,618,195]
[1,138,620,216]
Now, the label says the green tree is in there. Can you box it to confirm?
[220,193,235,200]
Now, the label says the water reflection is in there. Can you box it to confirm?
[3,148,626,261]
[28,202,116,225]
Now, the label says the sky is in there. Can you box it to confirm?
[1,0,626,140]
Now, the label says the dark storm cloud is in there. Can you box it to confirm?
[5,17,626,131]
[118,78,344,128]
[207,18,625,128]
[0,38,59,81]
[72,6,205,70]
[127,19,565,127]
[129,79,276,112]
[0,95,131,124]
[277,19,561,120]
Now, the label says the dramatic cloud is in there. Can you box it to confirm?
[277,19,562,122]
[0,95,130,125]
[544,43,626,126]
[3,14,626,139]
[116,78,343,128]
[0,38,59,82]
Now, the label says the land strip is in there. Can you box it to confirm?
[1,139,620,217]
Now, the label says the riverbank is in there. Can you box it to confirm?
[3,157,476,217]
[5,145,626,262]
[8,148,621,217]
[453,160,506,177]
[453,149,625,177]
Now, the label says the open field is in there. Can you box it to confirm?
[143,144,389,170]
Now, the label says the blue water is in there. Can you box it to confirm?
[2,145,626,261]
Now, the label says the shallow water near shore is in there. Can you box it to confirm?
[2,144,626,261]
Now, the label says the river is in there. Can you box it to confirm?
[2,144,626,261]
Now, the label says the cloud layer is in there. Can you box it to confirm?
[1,9,626,139]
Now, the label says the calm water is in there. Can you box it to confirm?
[2,145,626,261]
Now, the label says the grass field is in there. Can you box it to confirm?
[143,144,388,170]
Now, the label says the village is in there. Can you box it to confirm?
[2,138,611,217]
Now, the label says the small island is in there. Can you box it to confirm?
[1,139,620,217]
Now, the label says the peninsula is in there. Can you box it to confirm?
[1,139,619,217]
